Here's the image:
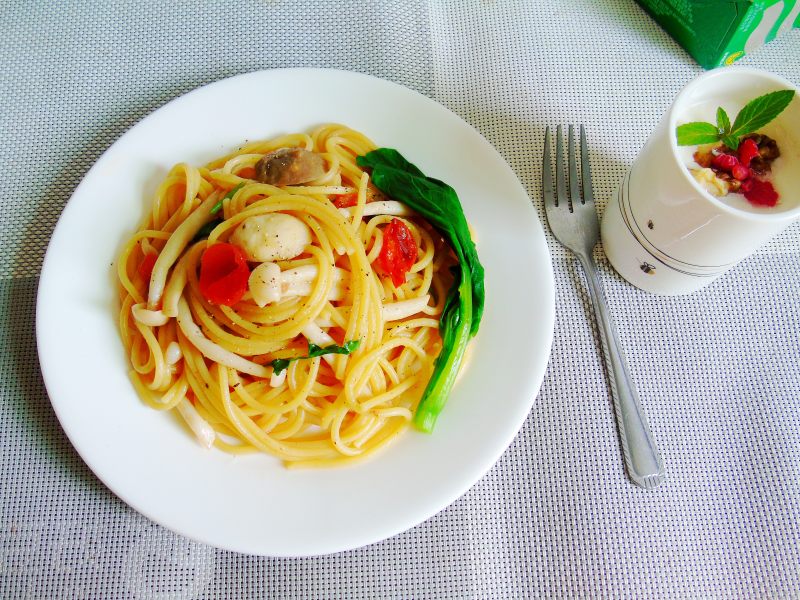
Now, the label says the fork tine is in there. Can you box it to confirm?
[555,125,567,209]
[542,127,555,209]
[580,125,595,206]
[568,125,581,208]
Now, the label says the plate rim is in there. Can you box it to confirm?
[36,67,555,556]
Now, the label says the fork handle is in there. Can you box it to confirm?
[577,251,665,489]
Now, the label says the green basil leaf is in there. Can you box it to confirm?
[731,89,795,138]
[307,340,361,359]
[675,122,720,146]
[270,359,291,376]
[716,107,731,134]
[342,340,360,353]
[270,339,361,375]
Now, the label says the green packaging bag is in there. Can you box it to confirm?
[636,0,800,68]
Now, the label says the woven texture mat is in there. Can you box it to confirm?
[2,1,799,598]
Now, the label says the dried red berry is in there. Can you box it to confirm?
[731,164,751,181]
[712,153,738,172]
[738,138,760,167]
[743,179,779,207]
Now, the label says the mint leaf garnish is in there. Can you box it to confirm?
[730,90,795,138]
[716,106,731,134]
[721,134,740,150]
[675,89,795,148]
[676,122,720,146]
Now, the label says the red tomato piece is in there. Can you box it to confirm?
[199,243,250,306]
[378,218,418,287]
[137,253,157,281]
[333,192,359,208]
[237,166,257,180]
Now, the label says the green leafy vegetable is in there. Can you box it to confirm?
[269,359,292,376]
[210,182,245,215]
[270,340,361,376]
[357,148,485,433]
[676,89,795,150]
[308,340,361,358]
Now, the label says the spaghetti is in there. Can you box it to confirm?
[117,124,457,467]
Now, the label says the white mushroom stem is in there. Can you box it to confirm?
[161,243,202,318]
[284,185,353,195]
[176,297,271,378]
[148,193,219,308]
[302,322,337,347]
[249,262,282,307]
[301,323,338,366]
[382,295,430,322]
[282,265,348,300]
[176,399,216,449]
[249,263,349,306]
[132,303,170,326]
[165,341,183,366]
[269,369,287,388]
[338,200,414,219]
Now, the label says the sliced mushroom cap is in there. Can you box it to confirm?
[255,148,326,185]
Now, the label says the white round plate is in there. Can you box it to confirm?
[37,68,554,556]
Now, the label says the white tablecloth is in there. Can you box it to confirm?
[2,1,799,598]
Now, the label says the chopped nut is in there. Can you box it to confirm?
[690,167,729,197]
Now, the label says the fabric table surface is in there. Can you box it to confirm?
[2,1,799,598]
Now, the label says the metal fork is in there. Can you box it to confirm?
[543,125,665,490]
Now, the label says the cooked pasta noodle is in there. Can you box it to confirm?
[117,124,455,467]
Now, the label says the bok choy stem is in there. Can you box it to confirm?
[357,148,484,432]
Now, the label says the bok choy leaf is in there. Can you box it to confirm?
[357,148,485,432]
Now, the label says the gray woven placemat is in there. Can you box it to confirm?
[2,1,799,598]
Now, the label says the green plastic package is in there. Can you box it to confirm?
[636,0,800,68]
